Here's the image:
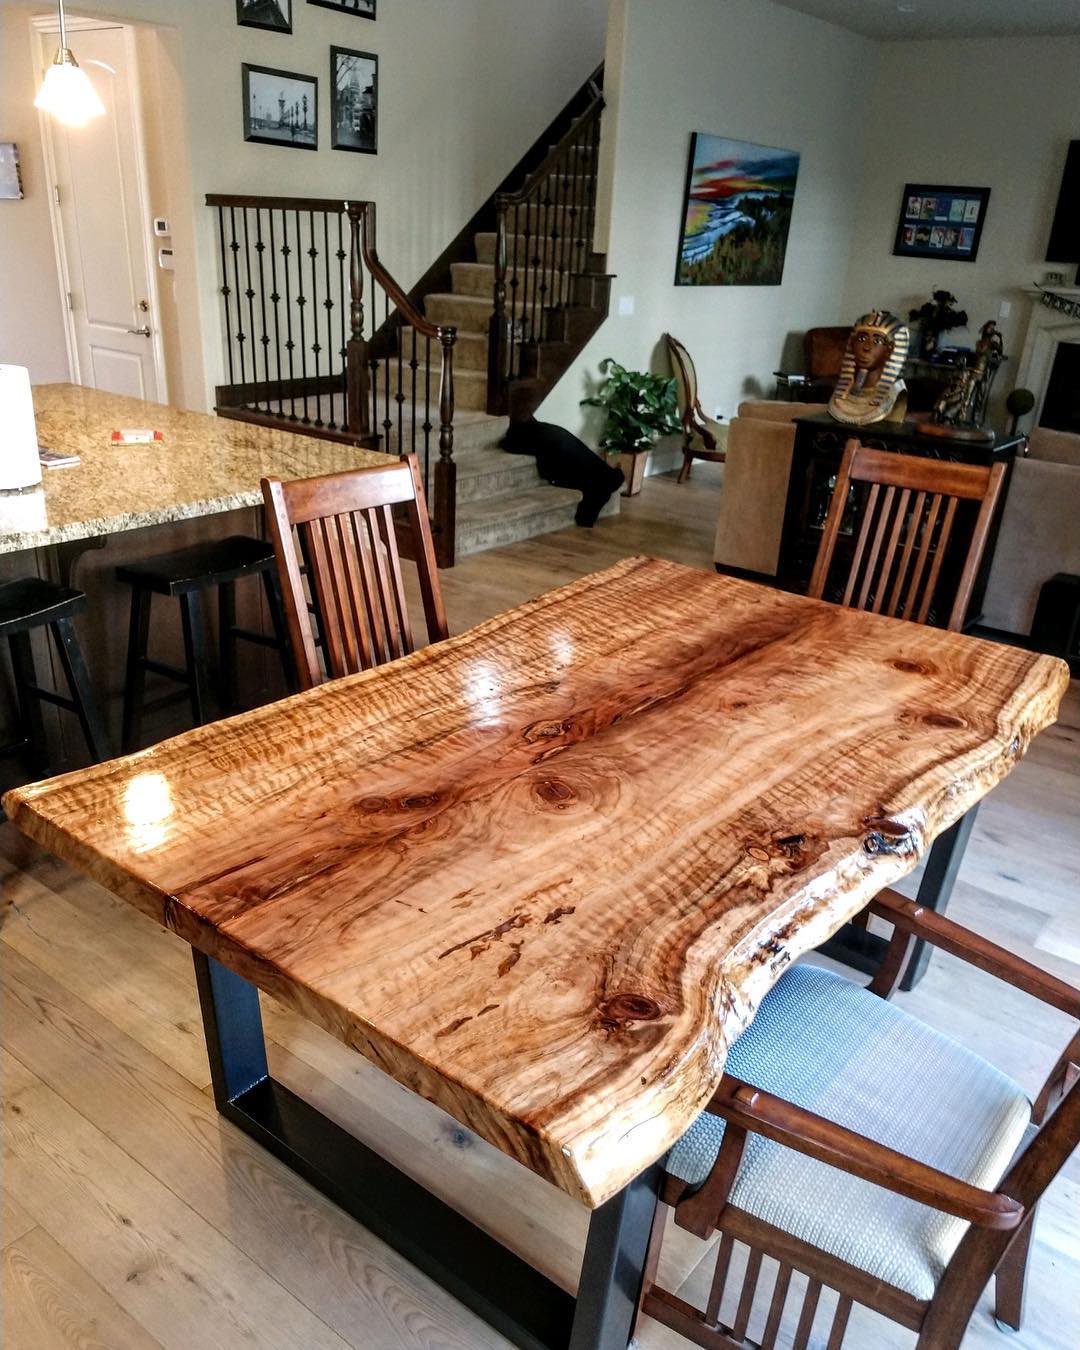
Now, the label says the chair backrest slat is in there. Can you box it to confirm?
[263,454,448,689]
[808,438,1005,632]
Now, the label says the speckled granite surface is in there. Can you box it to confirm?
[0,385,392,555]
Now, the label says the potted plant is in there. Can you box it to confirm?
[581,358,681,496]
[908,290,968,359]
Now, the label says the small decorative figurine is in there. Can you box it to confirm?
[922,319,1004,443]
[828,311,910,426]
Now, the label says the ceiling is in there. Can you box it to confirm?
[773,0,1080,40]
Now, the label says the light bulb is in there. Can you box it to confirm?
[34,50,105,128]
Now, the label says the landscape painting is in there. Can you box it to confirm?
[676,134,800,286]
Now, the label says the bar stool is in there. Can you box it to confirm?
[0,577,109,777]
[116,535,292,754]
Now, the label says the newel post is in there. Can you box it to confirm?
[434,324,457,568]
[487,196,511,416]
[345,202,370,438]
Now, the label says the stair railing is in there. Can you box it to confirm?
[207,194,458,565]
[487,88,603,416]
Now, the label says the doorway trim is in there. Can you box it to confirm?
[31,13,169,401]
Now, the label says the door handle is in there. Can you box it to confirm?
[126,325,152,338]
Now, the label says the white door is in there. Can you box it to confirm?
[38,23,164,401]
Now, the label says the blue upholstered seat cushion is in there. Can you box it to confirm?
[666,964,1030,1302]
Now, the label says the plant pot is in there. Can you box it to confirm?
[618,450,648,496]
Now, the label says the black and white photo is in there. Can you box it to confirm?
[331,47,377,153]
[243,64,318,150]
[235,0,292,34]
[309,0,375,20]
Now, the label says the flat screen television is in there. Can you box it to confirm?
[1046,140,1080,263]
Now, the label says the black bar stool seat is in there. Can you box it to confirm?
[0,576,108,776]
[116,534,291,753]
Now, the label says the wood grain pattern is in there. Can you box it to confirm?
[3,558,1069,1207]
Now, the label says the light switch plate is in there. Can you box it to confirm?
[617,295,635,317]
[153,217,171,237]
[998,300,1012,320]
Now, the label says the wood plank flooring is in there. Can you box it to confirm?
[2,463,1078,1349]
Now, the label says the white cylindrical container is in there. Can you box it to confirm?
[0,365,43,490]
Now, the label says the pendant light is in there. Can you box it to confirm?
[34,0,106,129]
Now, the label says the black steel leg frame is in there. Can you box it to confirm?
[819,803,979,990]
[193,952,660,1350]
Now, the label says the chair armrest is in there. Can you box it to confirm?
[870,890,1080,1020]
[685,1075,1024,1233]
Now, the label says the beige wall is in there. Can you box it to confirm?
[841,36,1080,411]
[541,0,876,438]
[1,0,607,407]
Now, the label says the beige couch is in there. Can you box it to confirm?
[713,400,829,577]
[982,426,1080,636]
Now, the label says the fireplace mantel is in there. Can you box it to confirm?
[1016,286,1080,427]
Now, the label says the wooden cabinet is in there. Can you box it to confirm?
[776,414,1023,628]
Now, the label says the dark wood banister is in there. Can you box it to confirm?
[494,84,603,209]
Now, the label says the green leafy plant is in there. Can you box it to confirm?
[581,358,681,453]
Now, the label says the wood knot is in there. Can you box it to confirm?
[357,795,390,813]
[891,658,934,675]
[922,711,966,730]
[522,718,569,743]
[402,792,441,809]
[863,816,915,856]
[534,778,575,807]
[598,993,661,1029]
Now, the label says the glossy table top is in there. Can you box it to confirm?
[4,558,1069,1207]
[0,384,390,554]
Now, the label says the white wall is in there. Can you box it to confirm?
[0,0,607,407]
[541,0,876,438]
[841,37,1080,400]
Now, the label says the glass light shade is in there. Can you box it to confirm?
[34,50,105,128]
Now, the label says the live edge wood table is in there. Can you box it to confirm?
[3,558,1068,1350]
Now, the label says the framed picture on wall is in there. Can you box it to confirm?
[675,132,801,286]
[236,0,292,33]
[0,144,24,200]
[893,183,990,261]
[308,0,375,19]
[243,64,318,150]
[331,47,378,153]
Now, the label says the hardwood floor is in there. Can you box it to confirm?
[2,463,1078,1349]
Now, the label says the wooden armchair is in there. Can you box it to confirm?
[261,454,448,690]
[640,892,1080,1348]
[665,333,728,483]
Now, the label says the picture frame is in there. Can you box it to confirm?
[0,143,24,201]
[235,0,292,34]
[308,0,375,19]
[675,132,801,286]
[893,183,990,262]
[242,64,318,151]
[331,46,378,154]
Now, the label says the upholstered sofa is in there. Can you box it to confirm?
[982,426,1080,636]
[713,400,829,578]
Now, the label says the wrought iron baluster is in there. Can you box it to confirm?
[381,290,391,446]
[281,209,296,422]
[254,209,271,412]
[295,209,310,425]
[337,211,348,429]
[309,210,323,428]
[268,210,284,419]
[241,208,258,406]
[510,204,521,382]
[229,207,247,389]
[423,334,433,492]
[216,207,235,387]
[323,211,335,430]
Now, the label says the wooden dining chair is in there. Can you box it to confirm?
[808,438,1006,631]
[640,890,1080,1349]
[665,333,728,483]
[261,454,449,691]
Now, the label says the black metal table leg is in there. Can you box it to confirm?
[818,803,979,990]
[192,950,658,1350]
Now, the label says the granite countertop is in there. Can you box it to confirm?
[0,385,393,555]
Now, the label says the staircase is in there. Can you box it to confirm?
[206,67,615,565]
[401,72,617,558]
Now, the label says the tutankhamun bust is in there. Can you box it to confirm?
[829,310,910,426]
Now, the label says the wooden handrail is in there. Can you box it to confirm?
[205,193,366,214]
[352,201,451,344]
[495,92,604,210]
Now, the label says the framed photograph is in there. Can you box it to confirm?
[675,132,800,286]
[243,64,318,150]
[236,0,291,33]
[0,143,23,200]
[308,0,375,18]
[331,46,377,153]
[893,183,990,261]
